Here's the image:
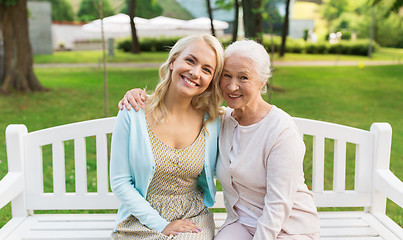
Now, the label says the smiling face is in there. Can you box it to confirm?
[169,40,217,99]
[220,54,265,110]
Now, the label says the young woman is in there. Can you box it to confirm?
[110,34,224,239]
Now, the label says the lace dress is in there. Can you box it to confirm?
[112,123,215,240]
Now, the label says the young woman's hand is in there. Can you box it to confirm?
[118,88,147,111]
[162,219,202,236]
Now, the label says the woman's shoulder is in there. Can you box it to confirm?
[117,107,146,122]
[269,106,301,137]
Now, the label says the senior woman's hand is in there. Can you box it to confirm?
[118,88,147,111]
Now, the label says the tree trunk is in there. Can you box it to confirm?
[206,0,216,36]
[232,0,239,42]
[279,0,291,57]
[128,0,140,54]
[0,0,46,93]
[241,0,263,43]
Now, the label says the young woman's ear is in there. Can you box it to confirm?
[169,62,174,70]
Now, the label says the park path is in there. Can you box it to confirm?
[34,60,402,69]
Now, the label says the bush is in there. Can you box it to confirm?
[117,38,132,52]
[117,37,181,52]
[326,39,378,56]
[286,39,305,53]
[117,36,378,57]
[305,42,329,54]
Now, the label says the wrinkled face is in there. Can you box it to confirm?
[169,40,217,98]
[220,54,265,110]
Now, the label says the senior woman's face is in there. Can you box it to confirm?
[220,54,265,110]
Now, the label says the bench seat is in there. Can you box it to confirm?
[1,117,402,239]
[1,212,401,240]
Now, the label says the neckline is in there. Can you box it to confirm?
[146,119,205,151]
[230,105,275,128]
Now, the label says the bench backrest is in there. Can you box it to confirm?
[5,117,391,212]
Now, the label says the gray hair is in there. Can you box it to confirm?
[224,39,272,94]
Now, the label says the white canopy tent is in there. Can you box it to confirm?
[81,13,229,37]
[183,17,229,30]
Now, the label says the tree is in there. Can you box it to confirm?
[206,0,216,36]
[279,0,291,57]
[0,0,46,93]
[128,0,140,53]
[321,0,349,23]
[36,0,74,21]
[216,0,239,42]
[242,0,263,42]
[77,0,115,22]
[373,0,403,14]
[232,0,239,42]
[121,0,162,19]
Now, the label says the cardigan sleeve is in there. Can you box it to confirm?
[253,125,305,240]
[110,109,169,232]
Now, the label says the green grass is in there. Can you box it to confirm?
[34,47,403,64]
[34,50,168,64]
[0,65,402,228]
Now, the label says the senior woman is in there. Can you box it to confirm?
[119,39,320,240]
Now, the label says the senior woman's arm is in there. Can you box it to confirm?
[253,125,305,240]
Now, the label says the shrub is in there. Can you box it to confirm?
[286,39,305,53]
[117,37,181,52]
[117,38,132,52]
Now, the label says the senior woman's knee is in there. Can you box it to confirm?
[214,222,253,240]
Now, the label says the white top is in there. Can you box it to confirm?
[231,123,259,229]
[217,106,320,240]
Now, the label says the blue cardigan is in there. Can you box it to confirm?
[110,108,220,232]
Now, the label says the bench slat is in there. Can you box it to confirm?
[333,139,346,192]
[96,134,109,194]
[74,137,87,194]
[53,141,66,195]
[321,238,383,240]
[320,227,378,237]
[23,230,112,240]
[312,136,325,192]
[25,194,121,210]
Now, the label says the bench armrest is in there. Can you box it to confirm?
[374,169,403,207]
[0,172,24,209]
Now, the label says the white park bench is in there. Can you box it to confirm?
[0,117,402,239]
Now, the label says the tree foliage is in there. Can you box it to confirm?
[35,0,74,21]
[322,0,403,48]
[0,0,16,6]
[77,0,115,22]
[373,0,403,13]
[321,0,349,23]
[120,0,162,19]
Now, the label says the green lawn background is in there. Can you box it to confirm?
[0,64,402,228]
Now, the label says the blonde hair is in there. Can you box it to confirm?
[147,34,224,124]
[225,39,272,94]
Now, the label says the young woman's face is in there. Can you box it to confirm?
[220,54,265,110]
[169,40,217,98]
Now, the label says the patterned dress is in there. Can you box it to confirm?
[112,123,215,240]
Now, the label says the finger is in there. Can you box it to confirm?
[126,94,141,111]
[118,100,123,110]
[122,98,132,111]
[140,90,147,100]
[133,92,146,109]
[178,220,201,233]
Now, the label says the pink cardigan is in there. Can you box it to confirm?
[216,106,320,240]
